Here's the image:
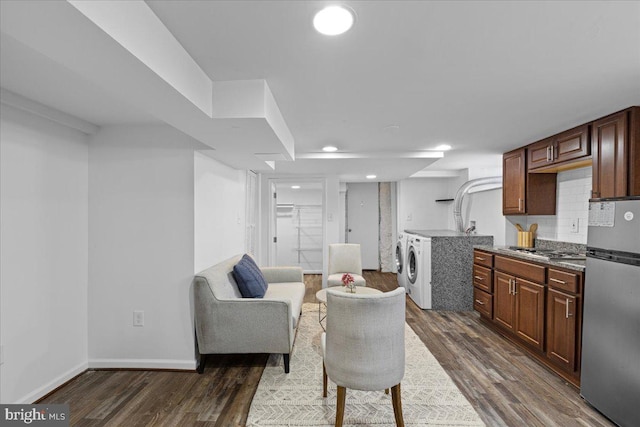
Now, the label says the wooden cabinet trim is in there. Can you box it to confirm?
[503,148,526,215]
[514,279,546,350]
[547,289,577,372]
[592,110,628,199]
[473,264,492,293]
[473,250,494,268]
[494,255,546,283]
[528,124,590,172]
[473,288,493,319]
[548,268,580,294]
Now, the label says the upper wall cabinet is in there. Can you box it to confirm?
[591,107,640,199]
[503,106,640,215]
[503,149,526,214]
[503,148,557,215]
[528,124,591,172]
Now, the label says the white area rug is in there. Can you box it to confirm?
[247,303,485,426]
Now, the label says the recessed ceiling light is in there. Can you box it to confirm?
[322,145,338,152]
[434,144,452,151]
[291,185,301,189]
[366,175,377,179]
[313,5,355,36]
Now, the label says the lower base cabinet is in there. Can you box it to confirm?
[494,271,545,350]
[473,252,583,387]
[547,288,577,372]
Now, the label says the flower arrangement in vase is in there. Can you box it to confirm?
[341,273,355,293]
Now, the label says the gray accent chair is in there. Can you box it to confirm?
[322,287,406,427]
[193,254,305,373]
[326,243,366,287]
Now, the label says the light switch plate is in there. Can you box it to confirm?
[133,310,144,327]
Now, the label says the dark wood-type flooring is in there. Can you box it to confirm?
[39,271,613,426]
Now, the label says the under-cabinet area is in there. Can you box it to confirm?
[472,248,584,387]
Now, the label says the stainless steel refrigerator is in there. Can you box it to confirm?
[581,198,640,427]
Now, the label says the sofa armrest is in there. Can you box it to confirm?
[260,266,303,283]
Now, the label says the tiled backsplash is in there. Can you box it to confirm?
[526,167,591,244]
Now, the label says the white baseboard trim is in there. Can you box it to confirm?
[17,361,89,404]
[88,358,196,370]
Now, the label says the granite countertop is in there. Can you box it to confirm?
[474,245,586,272]
[405,229,492,238]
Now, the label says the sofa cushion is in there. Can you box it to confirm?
[233,255,268,298]
[264,282,306,328]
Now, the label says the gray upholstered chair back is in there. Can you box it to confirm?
[324,287,405,391]
[328,243,363,276]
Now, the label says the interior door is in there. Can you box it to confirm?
[346,183,379,270]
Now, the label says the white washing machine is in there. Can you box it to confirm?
[395,232,408,289]
[406,235,432,309]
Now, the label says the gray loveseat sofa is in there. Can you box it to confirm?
[193,254,305,373]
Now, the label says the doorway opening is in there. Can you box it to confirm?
[269,179,324,273]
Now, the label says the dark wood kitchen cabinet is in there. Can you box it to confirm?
[503,148,556,215]
[591,107,640,199]
[472,250,494,319]
[473,251,585,387]
[493,270,545,350]
[546,268,582,376]
[528,124,591,171]
[503,149,526,214]
[547,288,577,372]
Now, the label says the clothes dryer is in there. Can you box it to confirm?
[406,235,432,309]
[395,232,408,289]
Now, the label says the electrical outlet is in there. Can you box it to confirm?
[133,310,144,327]
[570,219,579,233]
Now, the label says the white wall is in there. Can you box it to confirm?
[397,172,505,245]
[88,125,207,369]
[1,105,88,403]
[397,178,452,232]
[194,152,246,272]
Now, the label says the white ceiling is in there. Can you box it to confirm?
[2,1,639,182]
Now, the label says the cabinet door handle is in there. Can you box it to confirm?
[550,145,555,160]
[508,279,513,295]
[476,257,485,261]
[518,198,523,212]
[475,299,485,305]
[550,278,566,285]
[512,279,517,295]
[566,299,573,318]
[546,146,552,162]
[474,275,484,280]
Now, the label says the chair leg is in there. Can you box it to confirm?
[322,362,328,398]
[283,353,290,373]
[335,386,346,427]
[391,383,404,427]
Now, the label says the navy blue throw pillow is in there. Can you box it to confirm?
[233,255,268,298]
